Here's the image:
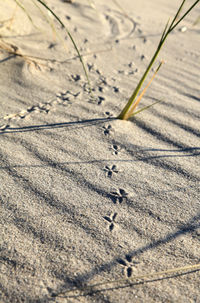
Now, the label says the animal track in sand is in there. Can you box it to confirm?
[140,54,146,61]
[110,189,128,204]
[56,90,81,105]
[97,96,105,105]
[104,165,119,178]
[113,86,119,93]
[0,90,79,131]
[103,9,137,42]
[185,49,200,59]
[0,123,10,131]
[0,101,55,131]
[117,255,139,277]
[71,74,81,82]
[104,111,114,118]
[110,144,121,155]
[103,212,118,232]
[103,125,114,136]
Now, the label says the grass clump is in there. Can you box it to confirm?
[117,0,200,120]
[3,0,199,121]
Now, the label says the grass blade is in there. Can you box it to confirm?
[55,263,200,296]
[124,61,163,120]
[170,0,200,32]
[168,0,186,30]
[130,100,162,117]
[117,0,200,120]
[117,46,162,120]
[35,0,91,91]
[13,0,35,26]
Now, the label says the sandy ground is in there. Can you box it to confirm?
[0,0,200,302]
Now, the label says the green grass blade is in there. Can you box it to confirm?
[168,0,186,30]
[31,0,67,50]
[159,18,170,45]
[35,0,91,91]
[117,45,162,120]
[117,0,200,120]
[170,0,200,32]
[117,19,169,121]
[124,61,163,120]
[129,100,162,117]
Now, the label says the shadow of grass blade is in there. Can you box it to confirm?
[193,15,200,26]
[117,0,200,120]
[35,0,91,92]
[53,263,200,297]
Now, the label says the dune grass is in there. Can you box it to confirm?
[1,0,199,296]
[117,0,200,120]
[3,0,199,121]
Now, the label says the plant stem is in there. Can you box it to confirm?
[35,0,91,92]
[117,0,200,120]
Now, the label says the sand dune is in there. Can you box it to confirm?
[0,1,200,302]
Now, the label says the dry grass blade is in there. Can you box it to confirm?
[0,39,51,72]
[11,0,91,91]
[0,39,19,55]
[13,0,36,27]
[56,263,200,296]
[124,61,164,120]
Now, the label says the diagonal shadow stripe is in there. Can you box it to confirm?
[50,212,200,298]
[0,118,113,134]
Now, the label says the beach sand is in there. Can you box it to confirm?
[0,0,200,302]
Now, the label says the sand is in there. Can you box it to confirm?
[0,0,200,302]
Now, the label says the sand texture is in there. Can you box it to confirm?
[0,0,200,302]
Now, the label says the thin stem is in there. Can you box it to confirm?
[117,0,200,120]
[125,61,163,120]
[170,0,200,32]
[35,0,91,91]
[168,0,186,31]
[14,0,34,25]
[117,33,165,120]
[57,263,200,295]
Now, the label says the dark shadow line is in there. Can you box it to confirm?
[131,147,200,153]
[49,213,200,298]
[184,93,200,102]
[128,214,200,258]
[3,161,200,301]
[57,269,200,299]
[0,54,16,63]
[149,97,200,120]
[148,107,200,138]
[0,151,199,170]
[0,117,114,134]
[133,118,197,151]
